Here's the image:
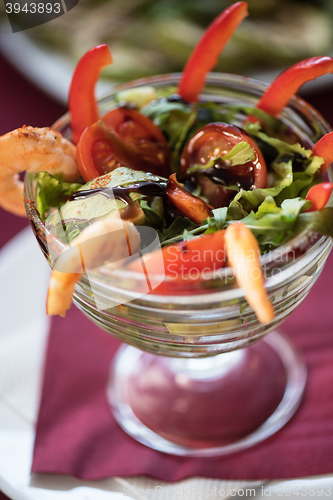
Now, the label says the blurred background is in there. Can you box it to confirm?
[0,0,333,104]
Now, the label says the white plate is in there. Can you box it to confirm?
[1,228,333,500]
[0,22,111,104]
[1,20,332,106]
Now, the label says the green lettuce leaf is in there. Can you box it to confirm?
[52,219,90,244]
[139,197,164,230]
[142,100,197,174]
[293,207,333,238]
[36,172,82,221]
[158,217,197,245]
[233,186,285,212]
[187,142,256,175]
[204,207,228,234]
[239,197,309,251]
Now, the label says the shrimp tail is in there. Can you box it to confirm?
[225,222,275,324]
[46,271,82,317]
[46,218,141,317]
[0,176,26,216]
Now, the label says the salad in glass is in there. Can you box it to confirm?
[2,1,333,455]
[1,1,333,325]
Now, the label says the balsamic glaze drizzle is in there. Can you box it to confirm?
[68,181,167,205]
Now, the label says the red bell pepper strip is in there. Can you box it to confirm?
[127,229,226,294]
[165,174,212,224]
[305,182,333,212]
[69,44,113,144]
[178,2,248,103]
[256,56,333,117]
[312,131,333,175]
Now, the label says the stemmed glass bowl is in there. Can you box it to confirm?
[24,74,333,457]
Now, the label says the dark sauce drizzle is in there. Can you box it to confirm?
[203,162,255,191]
[68,181,167,204]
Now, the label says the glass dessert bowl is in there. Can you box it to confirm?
[24,74,333,457]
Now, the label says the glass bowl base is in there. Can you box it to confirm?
[107,331,307,457]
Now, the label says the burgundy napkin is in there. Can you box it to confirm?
[31,254,333,481]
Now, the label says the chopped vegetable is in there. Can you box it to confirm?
[305,183,333,212]
[178,2,248,103]
[69,44,113,144]
[256,56,333,117]
[312,131,333,174]
[128,229,226,294]
[76,107,171,181]
[225,222,275,324]
[165,173,212,224]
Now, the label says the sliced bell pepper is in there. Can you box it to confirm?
[165,174,212,224]
[69,44,113,144]
[127,229,226,294]
[256,56,333,117]
[312,131,333,175]
[305,182,333,212]
[178,2,248,103]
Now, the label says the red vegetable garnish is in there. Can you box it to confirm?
[180,123,267,207]
[165,173,212,224]
[305,182,333,212]
[256,56,333,117]
[178,2,248,103]
[127,229,226,294]
[69,44,113,145]
[312,131,333,175]
[77,107,171,181]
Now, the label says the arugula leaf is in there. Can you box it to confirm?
[239,197,309,251]
[228,104,287,133]
[158,217,197,245]
[142,101,195,148]
[204,207,228,234]
[36,172,82,221]
[142,100,197,174]
[195,101,237,125]
[182,229,196,241]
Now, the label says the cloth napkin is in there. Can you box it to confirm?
[31,253,333,482]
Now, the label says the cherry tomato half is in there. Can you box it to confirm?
[180,123,267,207]
[77,107,171,181]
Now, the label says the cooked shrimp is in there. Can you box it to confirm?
[225,222,275,324]
[0,126,78,217]
[47,217,141,317]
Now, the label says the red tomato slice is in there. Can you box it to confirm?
[77,107,171,181]
[180,123,267,207]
